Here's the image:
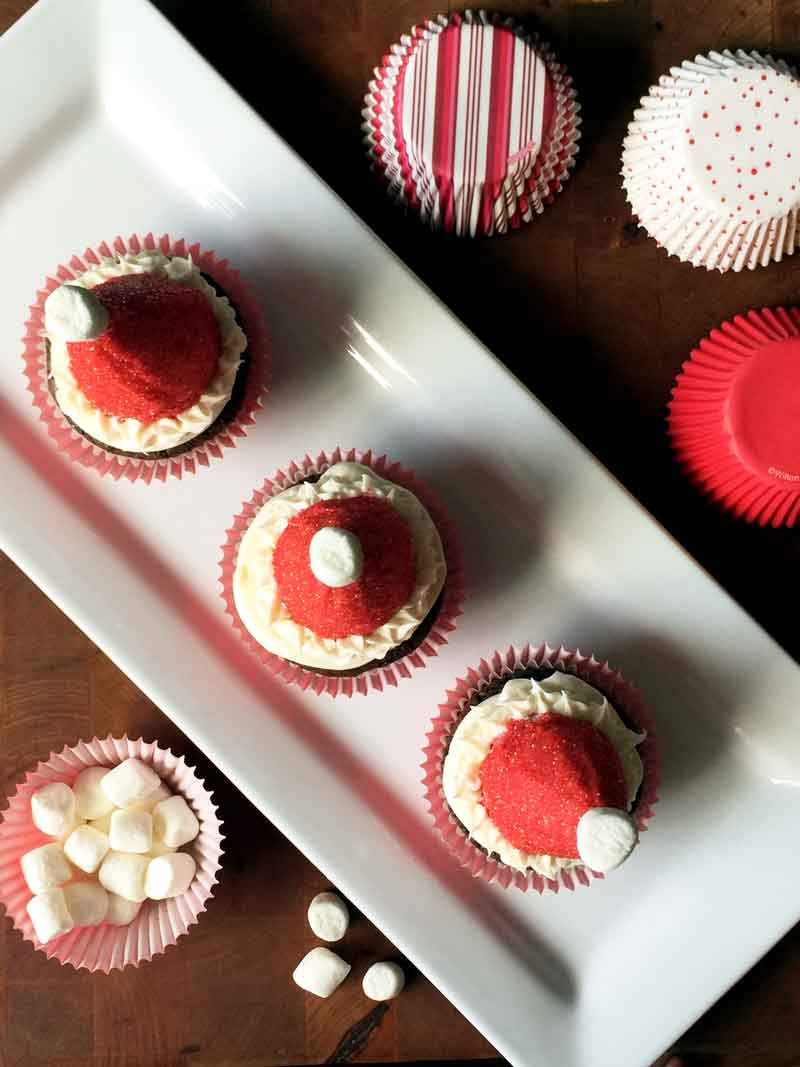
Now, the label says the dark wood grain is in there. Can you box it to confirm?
[3,0,800,1064]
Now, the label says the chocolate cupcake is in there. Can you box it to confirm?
[222,450,464,696]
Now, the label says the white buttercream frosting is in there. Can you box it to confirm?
[442,673,646,876]
[233,462,447,671]
[46,251,246,453]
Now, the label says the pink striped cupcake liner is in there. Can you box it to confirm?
[362,10,580,236]
[219,447,465,699]
[422,644,660,893]
[22,232,271,483]
[0,736,224,971]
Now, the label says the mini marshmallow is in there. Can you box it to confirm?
[307,891,349,942]
[63,881,108,926]
[98,851,149,903]
[72,766,114,820]
[145,852,196,900]
[27,888,74,944]
[152,795,199,848]
[109,809,153,854]
[63,825,109,874]
[362,961,406,1002]
[309,526,364,587]
[44,283,109,341]
[148,837,177,858]
[105,892,142,926]
[127,782,171,813]
[21,843,73,894]
[292,947,351,998]
[101,758,161,810]
[31,782,76,838]
[89,813,112,835]
[577,807,639,873]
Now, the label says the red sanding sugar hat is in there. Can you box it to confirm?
[669,307,800,527]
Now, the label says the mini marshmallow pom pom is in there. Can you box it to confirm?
[63,881,108,927]
[309,527,364,587]
[105,892,142,926]
[293,947,351,998]
[152,795,199,848]
[72,766,114,820]
[63,825,109,874]
[27,888,74,944]
[31,782,77,838]
[145,852,197,900]
[362,961,406,1002]
[43,284,109,341]
[21,843,73,895]
[98,851,149,903]
[101,758,162,809]
[307,891,350,942]
[577,807,639,873]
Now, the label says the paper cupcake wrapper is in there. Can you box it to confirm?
[422,643,660,893]
[219,447,465,698]
[22,233,271,483]
[622,50,800,271]
[669,306,800,526]
[362,10,580,236]
[0,736,224,971]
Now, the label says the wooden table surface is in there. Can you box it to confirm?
[3,1,800,1065]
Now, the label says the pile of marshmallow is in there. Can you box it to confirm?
[294,891,405,1003]
[23,757,200,945]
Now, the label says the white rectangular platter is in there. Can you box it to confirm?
[2,2,799,1065]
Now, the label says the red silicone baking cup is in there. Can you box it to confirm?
[22,233,271,483]
[219,447,465,698]
[422,643,660,893]
[0,736,224,972]
[669,307,800,526]
[362,10,580,236]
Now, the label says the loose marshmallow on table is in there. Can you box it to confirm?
[105,892,142,926]
[101,758,161,810]
[63,881,108,926]
[145,852,196,900]
[31,782,77,838]
[152,795,199,848]
[72,766,114,820]
[362,961,406,1002]
[127,782,171,813]
[27,888,74,944]
[21,842,73,894]
[63,825,109,874]
[292,947,351,998]
[307,891,349,942]
[109,810,153,854]
[98,851,149,903]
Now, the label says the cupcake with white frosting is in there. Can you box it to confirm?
[423,645,659,892]
[221,449,464,697]
[23,234,269,480]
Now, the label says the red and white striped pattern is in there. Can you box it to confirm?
[362,12,581,237]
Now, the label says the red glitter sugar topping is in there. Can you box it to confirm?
[273,496,415,638]
[67,273,220,421]
[480,712,627,858]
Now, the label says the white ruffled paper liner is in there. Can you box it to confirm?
[22,233,271,483]
[219,447,465,698]
[362,10,581,236]
[422,644,660,893]
[0,736,224,972]
[622,50,800,271]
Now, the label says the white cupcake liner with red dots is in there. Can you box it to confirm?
[422,644,659,893]
[219,447,465,699]
[622,50,800,271]
[0,736,224,972]
[361,10,580,236]
[22,233,271,483]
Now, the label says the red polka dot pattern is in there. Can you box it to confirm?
[273,496,415,638]
[68,274,220,421]
[480,712,628,858]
